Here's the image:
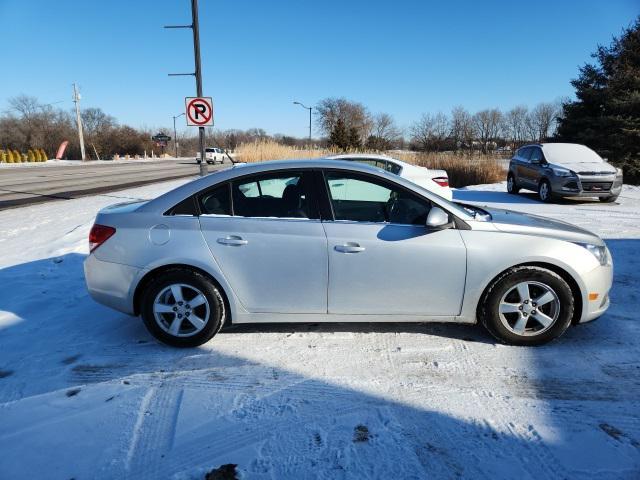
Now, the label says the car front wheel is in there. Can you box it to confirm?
[538,179,554,203]
[507,174,520,194]
[141,269,226,347]
[479,266,574,346]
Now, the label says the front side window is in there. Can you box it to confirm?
[529,147,544,163]
[325,171,431,225]
[518,147,532,161]
[232,171,316,219]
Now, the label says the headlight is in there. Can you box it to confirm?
[616,168,623,176]
[552,167,575,177]
[576,243,610,266]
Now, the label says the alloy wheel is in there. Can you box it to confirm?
[498,281,560,336]
[153,283,210,337]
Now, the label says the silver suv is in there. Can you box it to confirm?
[507,143,623,203]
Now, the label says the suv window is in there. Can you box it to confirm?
[529,147,544,164]
[324,171,431,225]
[199,184,231,215]
[232,171,317,219]
[518,147,532,161]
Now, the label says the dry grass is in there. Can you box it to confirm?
[234,140,333,163]
[234,141,507,188]
[395,151,507,188]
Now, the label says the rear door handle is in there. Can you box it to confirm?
[217,235,248,246]
[335,242,365,253]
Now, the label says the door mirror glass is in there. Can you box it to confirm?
[426,206,451,229]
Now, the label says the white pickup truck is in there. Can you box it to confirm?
[196,147,226,164]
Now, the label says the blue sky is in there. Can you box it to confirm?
[1,0,637,138]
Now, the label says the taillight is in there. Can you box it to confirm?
[432,177,449,187]
[89,224,116,252]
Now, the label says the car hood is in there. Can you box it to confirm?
[486,208,603,245]
[550,161,617,175]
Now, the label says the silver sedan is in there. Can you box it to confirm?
[84,159,613,347]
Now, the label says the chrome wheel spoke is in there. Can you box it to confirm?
[500,302,521,314]
[534,291,555,307]
[513,315,528,334]
[516,282,530,302]
[535,311,555,328]
[189,294,207,309]
[187,315,206,330]
[170,285,184,303]
[154,303,175,314]
[168,316,183,335]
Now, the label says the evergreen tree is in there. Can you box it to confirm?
[556,17,640,183]
[348,127,362,150]
[329,118,350,151]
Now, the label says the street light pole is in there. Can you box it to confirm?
[293,101,312,144]
[173,112,185,158]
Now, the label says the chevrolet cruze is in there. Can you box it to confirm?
[84,160,612,347]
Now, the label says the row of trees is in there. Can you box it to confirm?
[313,96,562,153]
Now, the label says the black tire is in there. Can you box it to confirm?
[599,195,619,203]
[141,268,226,347]
[507,173,520,194]
[538,179,554,203]
[479,266,574,346]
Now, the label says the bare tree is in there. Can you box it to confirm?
[505,105,529,146]
[529,102,561,141]
[410,112,450,151]
[315,97,372,144]
[450,106,473,150]
[473,109,502,152]
[366,112,401,150]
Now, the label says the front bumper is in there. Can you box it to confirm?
[555,173,623,198]
[84,254,140,315]
[577,262,613,323]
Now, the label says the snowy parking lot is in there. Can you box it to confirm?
[1,178,639,479]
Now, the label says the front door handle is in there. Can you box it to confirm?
[335,242,365,253]
[217,235,248,246]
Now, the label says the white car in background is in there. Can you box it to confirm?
[326,154,452,200]
[196,147,226,165]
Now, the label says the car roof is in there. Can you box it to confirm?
[139,158,462,215]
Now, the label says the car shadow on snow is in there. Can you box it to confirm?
[0,247,639,478]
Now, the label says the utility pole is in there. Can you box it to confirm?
[173,112,185,157]
[293,101,312,144]
[72,83,86,161]
[165,0,208,176]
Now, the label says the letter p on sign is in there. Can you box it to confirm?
[185,97,214,126]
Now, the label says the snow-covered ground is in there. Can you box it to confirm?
[1,179,639,479]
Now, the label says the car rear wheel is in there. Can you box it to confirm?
[479,266,574,346]
[599,195,619,203]
[141,269,225,347]
[507,174,520,194]
[538,179,554,203]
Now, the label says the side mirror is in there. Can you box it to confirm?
[426,207,453,230]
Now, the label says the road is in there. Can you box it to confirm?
[0,159,226,210]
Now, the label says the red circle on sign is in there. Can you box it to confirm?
[187,98,212,125]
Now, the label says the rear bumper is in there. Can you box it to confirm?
[84,255,140,315]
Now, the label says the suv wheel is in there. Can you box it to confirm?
[538,179,554,203]
[479,266,574,346]
[141,269,226,347]
[507,174,520,194]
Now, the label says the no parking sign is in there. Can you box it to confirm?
[185,97,214,126]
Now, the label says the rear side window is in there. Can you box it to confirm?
[231,171,317,219]
[199,184,231,215]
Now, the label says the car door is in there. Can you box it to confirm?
[198,170,328,313]
[320,170,467,316]
[527,147,545,185]
[514,147,533,185]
